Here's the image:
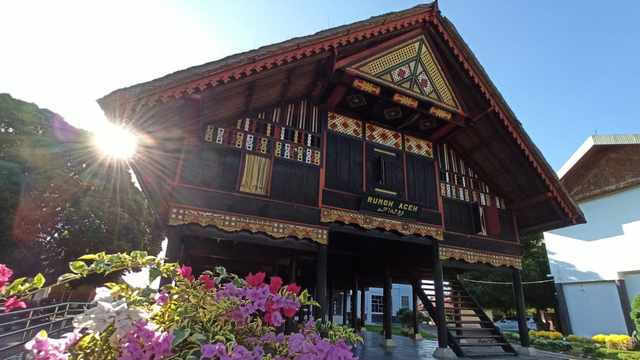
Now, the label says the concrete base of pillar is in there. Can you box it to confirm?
[432,347,456,358]
[359,327,367,332]
[410,333,423,340]
[380,339,397,347]
[517,346,537,356]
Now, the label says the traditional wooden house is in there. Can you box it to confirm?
[98,3,585,357]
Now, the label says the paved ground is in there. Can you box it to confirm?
[352,331,587,360]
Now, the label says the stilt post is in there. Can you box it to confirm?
[360,286,366,330]
[342,289,348,326]
[512,269,531,347]
[351,272,358,330]
[384,260,392,340]
[328,281,334,323]
[285,252,297,334]
[433,245,448,349]
[160,226,182,287]
[314,244,328,321]
[412,287,422,339]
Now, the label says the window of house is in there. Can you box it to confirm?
[401,296,409,309]
[371,295,384,313]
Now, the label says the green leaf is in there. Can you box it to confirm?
[57,273,79,284]
[33,274,45,288]
[69,261,87,273]
[5,277,26,293]
[172,328,190,347]
[215,266,226,276]
[232,278,243,287]
[176,305,195,318]
[78,254,98,260]
[149,268,162,285]
[190,333,207,345]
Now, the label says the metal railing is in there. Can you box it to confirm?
[0,302,91,360]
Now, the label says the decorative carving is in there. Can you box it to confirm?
[404,134,433,158]
[321,208,443,240]
[348,35,461,113]
[429,106,452,120]
[366,123,402,149]
[383,107,403,120]
[346,93,367,107]
[419,118,437,130]
[439,246,522,269]
[169,207,328,244]
[352,78,381,95]
[327,112,363,138]
[392,93,419,108]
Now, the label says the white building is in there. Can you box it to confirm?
[331,284,416,325]
[544,135,640,337]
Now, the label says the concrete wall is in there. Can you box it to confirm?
[544,186,640,336]
[562,281,628,337]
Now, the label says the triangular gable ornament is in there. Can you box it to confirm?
[347,35,461,113]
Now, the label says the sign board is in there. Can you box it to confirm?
[359,193,422,221]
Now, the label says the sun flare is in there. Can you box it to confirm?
[94,123,137,159]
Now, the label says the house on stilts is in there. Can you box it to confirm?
[97,3,585,357]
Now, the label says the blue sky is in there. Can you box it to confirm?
[1,0,638,171]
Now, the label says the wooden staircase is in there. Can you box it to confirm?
[407,272,517,358]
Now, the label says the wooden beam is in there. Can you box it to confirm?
[428,122,458,142]
[246,80,258,114]
[470,106,494,122]
[458,133,502,158]
[325,71,355,110]
[279,67,298,106]
[508,192,552,210]
[398,112,421,130]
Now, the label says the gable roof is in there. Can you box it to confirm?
[97,3,585,233]
[558,135,640,202]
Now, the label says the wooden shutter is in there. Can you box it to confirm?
[324,132,363,194]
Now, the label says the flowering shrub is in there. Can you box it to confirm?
[0,251,363,359]
[592,334,637,350]
[567,334,591,343]
[531,330,563,340]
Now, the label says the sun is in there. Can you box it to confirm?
[94,123,137,159]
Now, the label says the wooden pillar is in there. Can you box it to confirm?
[314,244,328,321]
[383,260,392,340]
[285,252,297,334]
[513,269,531,347]
[342,290,348,326]
[433,246,448,349]
[360,286,366,330]
[328,281,335,323]
[413,287,420,336]
[351,272,358,330]
[160,226,182,287]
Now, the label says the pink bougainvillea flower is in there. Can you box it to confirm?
[155,290,169,306]
[269,276,283,295]
[177,266,194,282]
[283,307,297,318]
[245,272,265,288]
[200,274,216,289]
[200,343,227,360]
[4,296,26,312]
[0,264,13,282]
[285,283,301,295]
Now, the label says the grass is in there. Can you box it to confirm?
[594,347,640,360]
[365,324,436,339]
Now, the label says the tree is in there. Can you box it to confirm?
[460,233,556,314]
[0,93,163,287]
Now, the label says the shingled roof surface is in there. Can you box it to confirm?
[98,4,433,105]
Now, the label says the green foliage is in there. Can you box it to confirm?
[618,353,640,360]
[396,307,410,316]
[460,233,556,313]
[9,252,363,359]
[400,328,413,337]
[399,308,429,328]
[582,344,598,357]
[0,94,163,287]
[631,294,640,333]
[531,337,573,351]
[501,331,520,344]
[345,312,364,328]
